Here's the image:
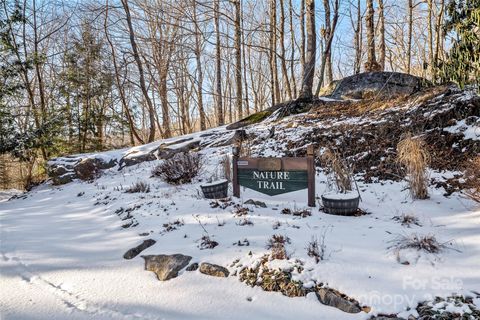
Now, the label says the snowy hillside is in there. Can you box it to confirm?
[1,85,480,320]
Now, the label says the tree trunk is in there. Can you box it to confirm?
[269,0,281,105]
[377,0,385,71]
[214,0,224,126]
[289,0,297,97]
[406,0,413,74]
[193,0,206,130]
[315,0,339,96]
[121,0,156,142]
[233,0,243,119]
[298,0,315,100]
[105,0,143,145]
[279,0,292,100]
[364,0,379,72]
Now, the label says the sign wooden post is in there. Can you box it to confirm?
[232,146,315,207]
[232,145,240,198]
[307,145,315,207]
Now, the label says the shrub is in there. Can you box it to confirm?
[396,134,430,199]
[463,156,480,203]
[152,152,203,185]
[306,236,326,263]
[266,234,290,260]
[393,213,422,227]
[320,148,352,193]
[125,181,150,193]
[389,233,445,254]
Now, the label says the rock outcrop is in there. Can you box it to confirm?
[329,71,427,100]
[47,156,117,185]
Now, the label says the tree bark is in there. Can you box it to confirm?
[193,0,206,130]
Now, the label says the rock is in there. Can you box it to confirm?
[118,138,200,169]
[142,254,192,281]
[47,156,117,185]
[123,239,156,260]
[74,158,117,181]
[315,288,362,314]
[330,72,428,100]
[244,199,267,208]
[199,262,230,277]
[156,140,200,160]
[118,151,157,169]
[186,262,199,271]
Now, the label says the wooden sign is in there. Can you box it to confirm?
[232,145,315,207]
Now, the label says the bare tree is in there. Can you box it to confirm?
[298,0,315,100]
[121,0,156,142]
[364,0,380,71]
[214,0,224,125]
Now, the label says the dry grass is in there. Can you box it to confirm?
[220,154,231,181]
[266,234,291,260]
[392,213,422,227]
[396,133,431,199]
[125,181,150,193]
[463,156,480,203]
[320,148,352,193]
[389,233,446,254]
[152,152,203,185]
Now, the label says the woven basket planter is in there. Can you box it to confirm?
[201,180,229,199]
[322,192,360,216]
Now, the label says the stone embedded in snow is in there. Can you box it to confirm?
[244,199,267,208]
[123,239,156,260]
[186,262,199,271]
[199,262,230,277]
[142,254,192,281]
[315,288,362,314]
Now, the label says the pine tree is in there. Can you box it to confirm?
[440,0,480,88]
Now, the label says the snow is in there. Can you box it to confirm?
[322,190,360,200]
[444,119,480,141]
[0,189,22,203]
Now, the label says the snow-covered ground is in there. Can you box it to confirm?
[1,140,479,319]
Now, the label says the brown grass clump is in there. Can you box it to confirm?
[389,233,446,254]
[320,148,352,193]
[396,134,431,199]
[463,156,480,203]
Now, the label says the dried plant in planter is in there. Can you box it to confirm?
[463,156,480,203]
[320,148,353,193]
[152,152,203,185]
[396,134,430,199]
[220,154,231,181]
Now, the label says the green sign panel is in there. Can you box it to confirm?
[237,169,308,196]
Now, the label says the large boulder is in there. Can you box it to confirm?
[142,254,192,281]
[74,157,116,181]
[330,72,428,100]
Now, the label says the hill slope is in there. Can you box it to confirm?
[1,83,480,320]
